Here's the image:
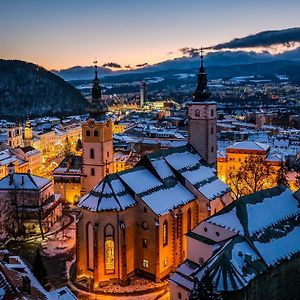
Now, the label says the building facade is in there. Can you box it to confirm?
[0,163,62,239]
[170,185,300,300]
[76,57,232,289]
[188,51,217,166]
[81,64,113,195]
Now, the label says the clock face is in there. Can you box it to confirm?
[88,120,95,128]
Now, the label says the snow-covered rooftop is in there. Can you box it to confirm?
[189,185,300,293]
[0,173,50,190]
[227,141,270,151]
[78,145,230,215]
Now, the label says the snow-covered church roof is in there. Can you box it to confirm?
[0,173,50,190]
[78,145,230,215]
[78,174,137,212]
[189,185,300,292]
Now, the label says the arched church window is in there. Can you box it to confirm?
[91,168,95,176]
[90,148,94,159]
[86,222,94,269]
[163,220,168,246]
[211,127,214,135]
[211,110,214,117]
[94,130,98,137]
[9,132,11,138]
[187,208,192,232]
[86,130,91,137]
[104,224,115,273]
[195,109,200,117]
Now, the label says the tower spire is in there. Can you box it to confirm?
[92,60,101,100]
[87,59,108,120]
[193,47,212,102]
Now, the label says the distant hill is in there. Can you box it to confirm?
[52,65,116,81]
[0,60,88,119]
[55,47,300,81]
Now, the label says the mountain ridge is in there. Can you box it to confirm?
[0,59,88,119]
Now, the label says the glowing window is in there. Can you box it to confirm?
[105,240,115,271]
[163,220,168,246]
[142,259,149,268]
[105,224,115,272]
[163,257,168,267]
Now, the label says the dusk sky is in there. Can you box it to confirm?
[0,0,299,70]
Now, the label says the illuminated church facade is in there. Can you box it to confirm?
[76,57,232,288]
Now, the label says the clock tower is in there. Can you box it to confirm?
[81,62,113,195]
[188,49,217,166]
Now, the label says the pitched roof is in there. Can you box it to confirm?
[191,185,300,292]
[78,174,137,212]
[227,141,270,151]
[0,173,50,190]
[78,145,230,215]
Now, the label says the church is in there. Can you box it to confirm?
[75,55,232,288]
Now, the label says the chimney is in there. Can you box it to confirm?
[0,250,10,263]
[22,275,31,294]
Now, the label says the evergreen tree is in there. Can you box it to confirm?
[32,248,48,286]
[64,136,71,157]
[76,138,82,151]
[276,162,289,187]
[189,271,223,300]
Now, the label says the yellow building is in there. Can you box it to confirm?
[113,151,133,173]
[0,149,29,180]
[217,141,283,188]
[53,155,83,205]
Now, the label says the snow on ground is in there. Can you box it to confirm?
[78,276,168,294]
[41,215,75,257]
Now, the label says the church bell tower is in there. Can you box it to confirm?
[24,116,33,147]
[188,49,217,166]
[81,62,113,195]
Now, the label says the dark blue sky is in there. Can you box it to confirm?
[0,0,299,69]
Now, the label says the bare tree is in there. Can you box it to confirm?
[227,156,274,198]
[227,170,246,199]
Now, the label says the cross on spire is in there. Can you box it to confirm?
[200,47,204,69]
[192,47,212,102]
[93,59,98,79]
